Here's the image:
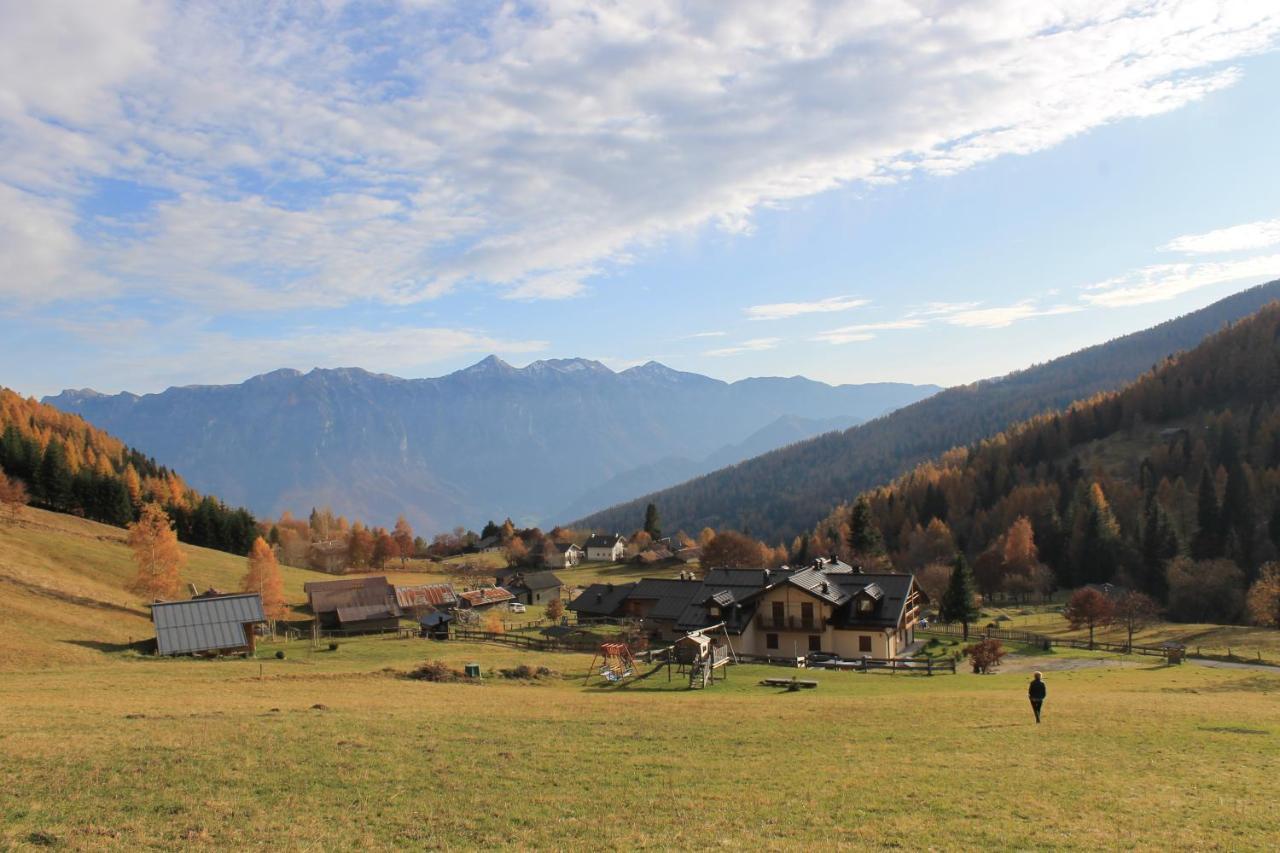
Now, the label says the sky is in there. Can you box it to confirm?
[3,0,1280,398]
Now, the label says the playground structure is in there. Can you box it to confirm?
[584,624,738,689]
[584,641,637,685]
[674,623,736,689]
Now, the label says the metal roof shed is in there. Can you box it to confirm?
[151,593,266,656]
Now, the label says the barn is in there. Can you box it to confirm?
[150,593,266,657]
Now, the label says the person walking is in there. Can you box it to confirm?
[1028,671,1046,723]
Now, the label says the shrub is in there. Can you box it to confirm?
[328,642,339,652]
[274,650,285,660]
[964,638,1007,674]
[407,660,462,682]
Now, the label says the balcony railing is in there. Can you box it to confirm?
[756,614,825,632]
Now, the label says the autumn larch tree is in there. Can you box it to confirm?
[371,529,396,569]
[701,530,766,569]
[546,597,565,621]
[1245,562,1280,628]
[392,515,415,566]
[127,502,186,601]
[242,536,288,623]
[643,502,662,540]
[1113,590,1160,650]
[0,472,28,523]
[1063,587,1115,648]
[940,553,980,639]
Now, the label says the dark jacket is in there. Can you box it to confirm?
[1029,679,1046,700]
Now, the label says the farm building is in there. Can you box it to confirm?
[584,533,626,562]
[568,566,926,659]
[457,586,516,611]
[150,593,265,657]
[304,576,402,631]
[395,582,458,617]
[495,570,563,605]
[542,542,583,569]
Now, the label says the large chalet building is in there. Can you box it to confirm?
[570,563,926,659]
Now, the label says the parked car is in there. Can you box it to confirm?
[806,651,841,666]
[508,602,527,613]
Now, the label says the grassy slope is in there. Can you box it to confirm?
[1,637,1277,850]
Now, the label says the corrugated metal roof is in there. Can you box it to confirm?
[458,587,515,606]
[151,593,265,655]
[306,576,394,614]
[395,583,457,609]
[335,603,401,624]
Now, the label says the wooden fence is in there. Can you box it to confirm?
[449,628,603,653]
[920,623,1176,659]
[735,652,956,675]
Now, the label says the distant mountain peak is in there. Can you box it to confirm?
[525,357,613,374]
[454,355,517,376]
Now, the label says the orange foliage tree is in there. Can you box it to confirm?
[126,502,186,601]
[242,536,288,622]
[392,515,415,566]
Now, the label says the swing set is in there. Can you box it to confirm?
[585,641,637,685]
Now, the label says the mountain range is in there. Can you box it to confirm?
[45,358,938,533]
[572,280,1280,543]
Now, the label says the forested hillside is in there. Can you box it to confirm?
[808,301,1280,623]
[573,280,1280,543]
[0,389,257,554]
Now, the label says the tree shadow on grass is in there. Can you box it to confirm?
[64,638,155,655]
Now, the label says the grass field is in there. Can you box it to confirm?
[986,604,1280,663]
[4,509,1280,849]
[1,635,1278,850]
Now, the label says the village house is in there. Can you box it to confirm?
[541,542,583,569]
[569,565,926,659]
[394,582,458,618]
[472,535,504,554]
[307,539,349,573]
[495,569,564,605]
[150,593,266,657]
[584,533,626,562]
[457,586,516,611]
[304,576,402,631]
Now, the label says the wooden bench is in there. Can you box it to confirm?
[760,677,818,690]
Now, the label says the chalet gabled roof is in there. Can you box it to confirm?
[584,533,625,549]
[784,567,851,605]
[828,573,915,629]
[567,582,636,616]
[305,576,395,614]
[458,587,516,607]
[501,571,563,592]
[394,583,457,609]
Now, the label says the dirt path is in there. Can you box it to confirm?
[1186,657,1280,673]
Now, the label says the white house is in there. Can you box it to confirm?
[584,533,626,562]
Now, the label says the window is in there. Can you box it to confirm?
[808,635,822,652]
[766,633,779,650]
[857,597,874,615]
[859,635,872,653]
[771,601,785,625]
[800,602,814,627]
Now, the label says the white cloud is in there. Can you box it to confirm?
[681,330,727,339]
[0,1,1275,312]
[705,337,781,357]
[1083,255,1280,307]
[943,302,1083,329]
[1162,219,1280,254]
[745,296,869,321]
[814,319,926,344]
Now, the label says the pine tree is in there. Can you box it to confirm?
[940,553,980,639]
[126,503,186,601]
[35,438,74,511]
[1219,464,1255,570]
[847,496,886,565]
[643,502,662,539]
[242,536,287,623]
[1139,495,1178,599]
[1191,469,1222,559]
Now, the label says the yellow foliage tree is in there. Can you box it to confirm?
[241,536,288,622]
[126,502,186,601]
[1246,563,1280,628]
